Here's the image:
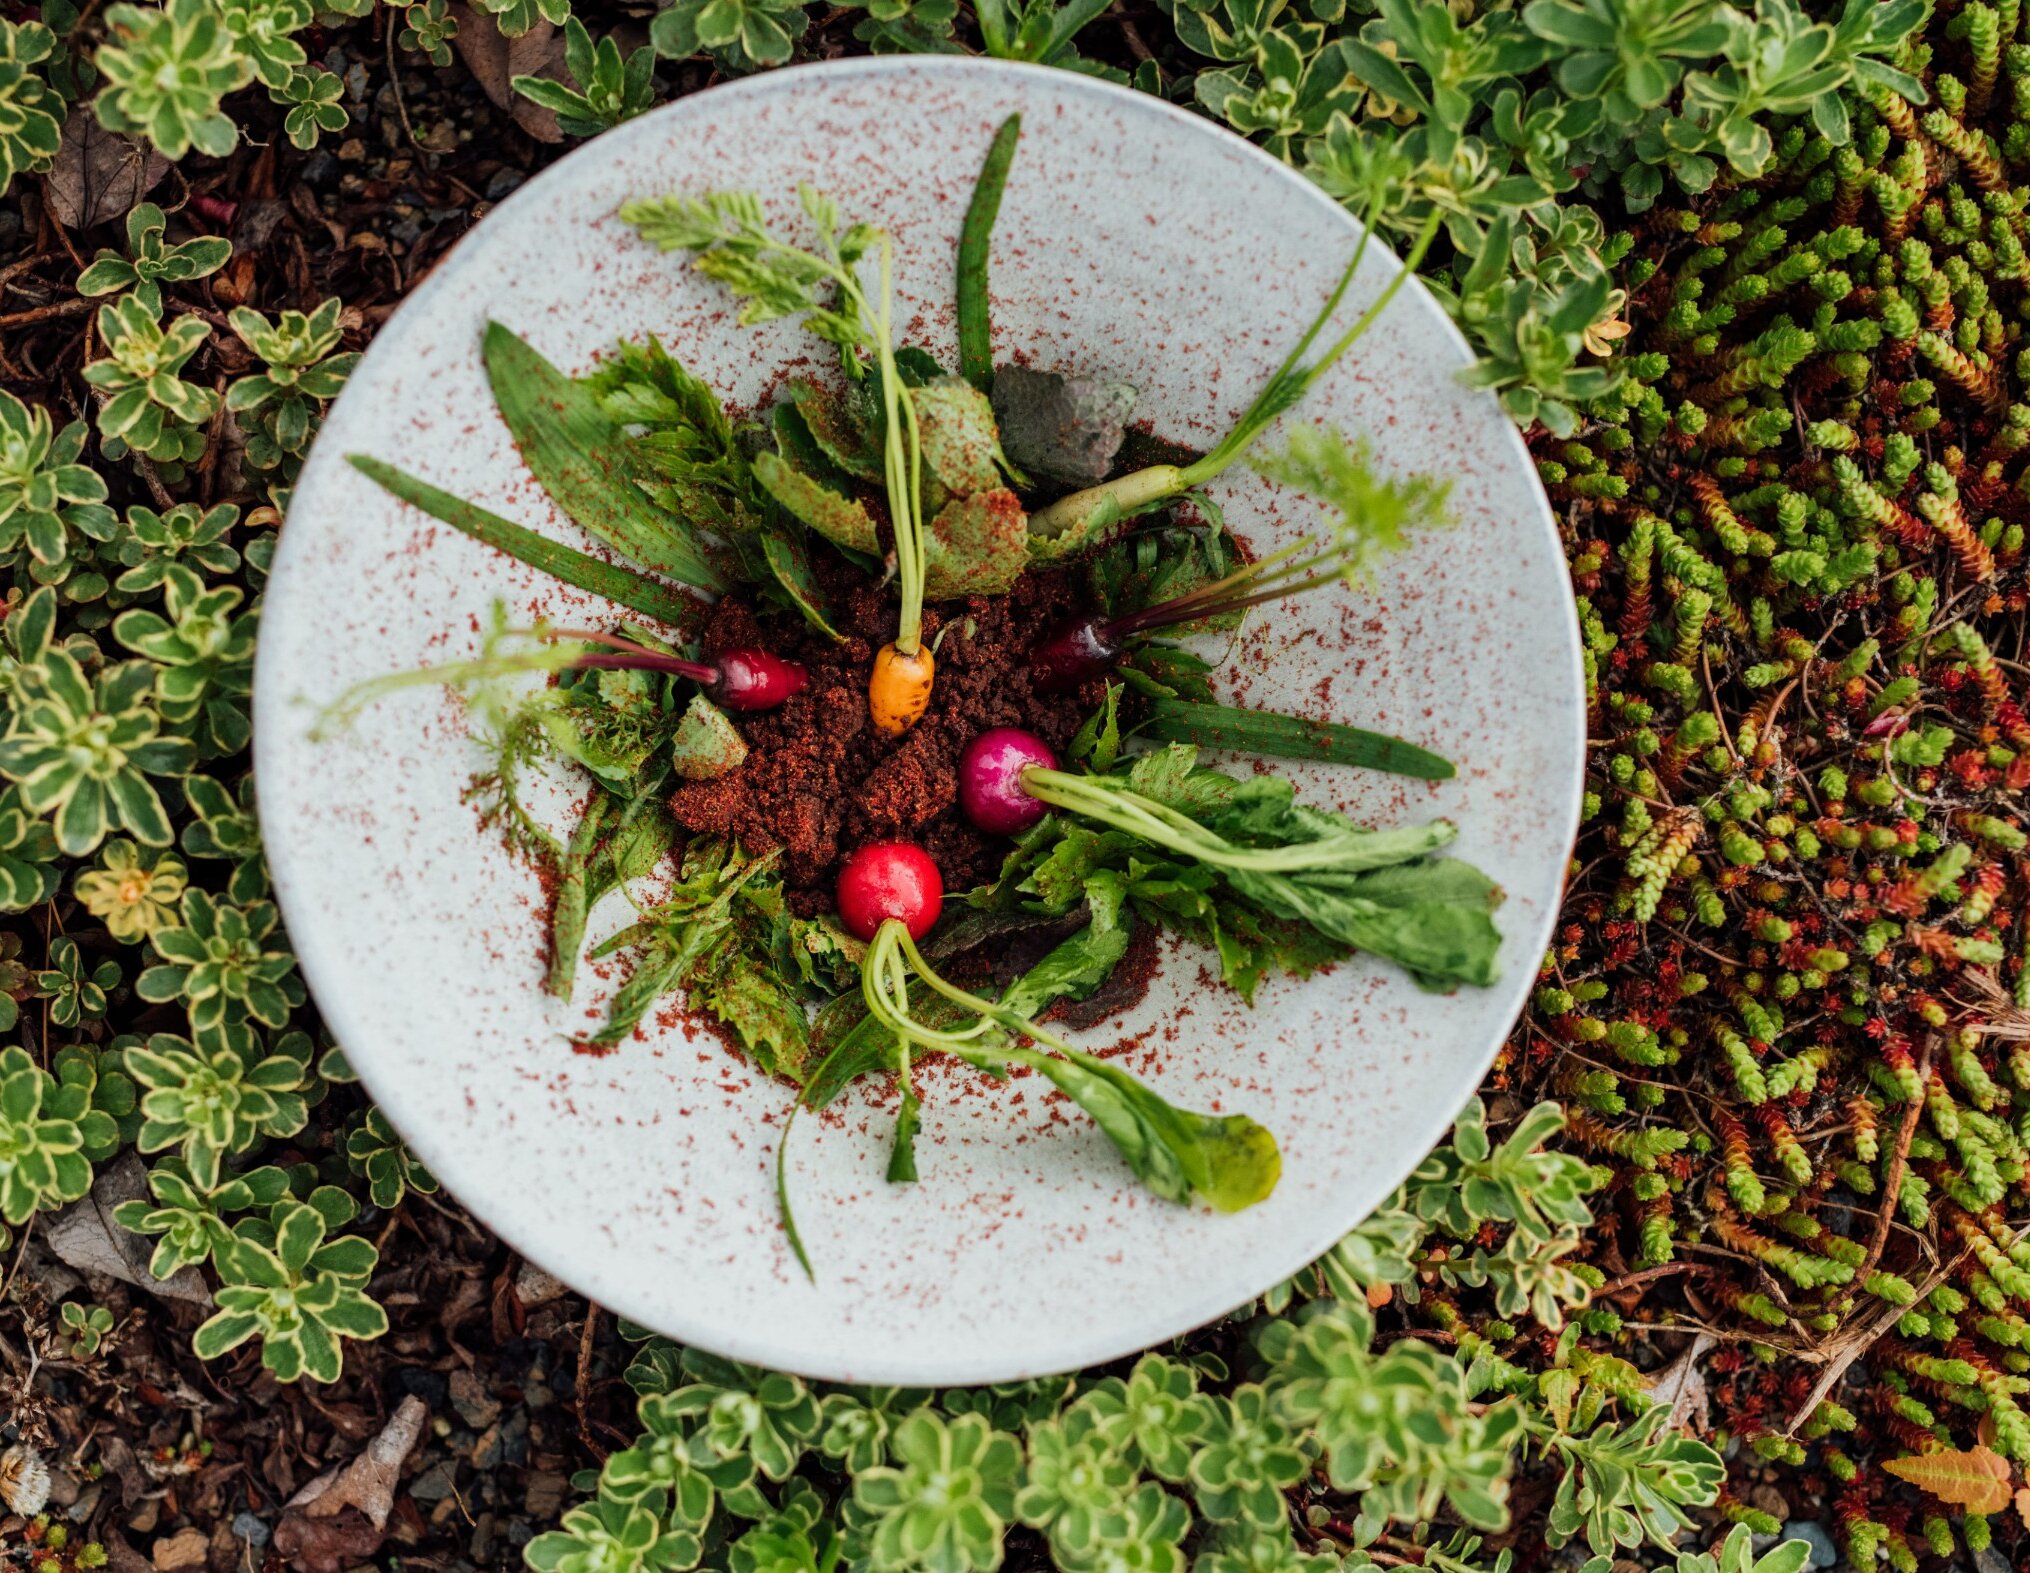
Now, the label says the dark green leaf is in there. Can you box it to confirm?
[346,456,705,629]
[483,323,729,592]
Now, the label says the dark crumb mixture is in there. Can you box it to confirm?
[667,554,1113,915]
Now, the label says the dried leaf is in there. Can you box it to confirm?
[149,1528,207,1573]
[41,107,167,229]
[1640,1330,1716,1436]
[44,1151,212,1307]
[1882,1445,2013,1512]
[272,1510,380,1573]
[448,5,566,143]
[2016,1484,2030,1530]
[273,1396,428,1573]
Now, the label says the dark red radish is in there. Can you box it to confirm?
[959,728,1057,835]
[837,842,944,942]
[569,639,806,711]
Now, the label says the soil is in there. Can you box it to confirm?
[667,555,1117,914]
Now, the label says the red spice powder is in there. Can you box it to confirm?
[668,555,1110,914]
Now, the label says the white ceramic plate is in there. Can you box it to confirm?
[255,56,1583,1384]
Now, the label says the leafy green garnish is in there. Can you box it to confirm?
[752,448,881,557]
[581,338,841,637]
[987,745,1502,994]
[1247,425,1454,589]
[1138,698,1454,779]
[586,841,824,1081]
[853,916,1280,1212]
[347,456,704,629]
[483,322,730,593]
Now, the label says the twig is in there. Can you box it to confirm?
[576,1301,607,1462]
[386,23,422,153]
[0,298,91,331]
[1856,1032,1937,1289]
[1596,1260,1707,1299]
[0,1215,34,1307]
[131,454,177,510]
[1781,1239,1978,1435]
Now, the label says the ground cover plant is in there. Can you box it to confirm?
[2,2,2030,1573]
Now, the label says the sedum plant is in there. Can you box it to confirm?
[0,20,62,199]
[93,0,254,159]
[83,297,220,476]
[0,1043,109,1226]
[223,298,357,474]
[76,203,232,318]
[126,1021,311,1186]
[193,1188,388,1382]
[513,17,657,136]
[0,390,116,579]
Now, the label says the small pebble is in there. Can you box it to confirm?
[1782,1521,1839,1571]
[407,1460,458,1504]
[449,1368,501,1430]
[231,1513,269,1549]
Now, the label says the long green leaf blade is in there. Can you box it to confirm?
[957,114,1020,389]
[482,321,729,593]
[1139,698,1454,779]
[347,455,705,628]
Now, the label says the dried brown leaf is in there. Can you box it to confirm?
[44,1152,211,1307]
[447,5,566,143]
[1640,1331,1717,1436]
[41,106,167,229]
[285,1395,428,1529]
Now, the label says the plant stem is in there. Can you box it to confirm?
[1018,766,1458,873]
[1024,209,1442,541]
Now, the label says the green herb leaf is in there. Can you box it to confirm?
[548,792,613,1001]
[995,1041,1280,1212]
[346,456,705,629]
[914,378,1009,499]
[752,449,882,557]
[668,693,748,780]
[957,113,1020,389]
[923,488,1028,598]
[483,322,730,592]
[1139,698,1454,779]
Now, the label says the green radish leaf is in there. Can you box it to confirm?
[994,1041,1280,1211]
[347,455,704,629]
[923,487,1028,597]
[887,1083,921,1183]
[668,693,748,780]
[760,527,842,640]
[753,449,882,557]
[998,871,1131,1019]
[1138,699,1455,779]
[482,322,729,592]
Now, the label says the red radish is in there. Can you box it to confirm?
[959,728,1057,835]
[837,842,944,942]
[570,639,807,711]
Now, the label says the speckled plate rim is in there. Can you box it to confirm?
[255,55,1584,1383]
